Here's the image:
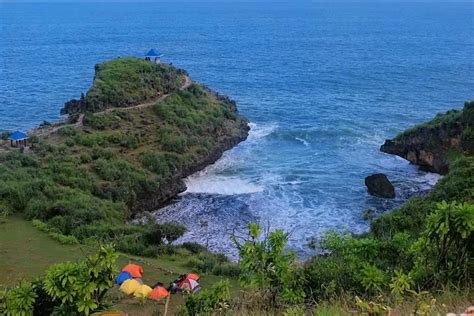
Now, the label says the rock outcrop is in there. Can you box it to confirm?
[365,173,395,198]
[381,101,474,174]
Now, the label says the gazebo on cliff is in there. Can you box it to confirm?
[145,49,163,64]
[8,131,29,147]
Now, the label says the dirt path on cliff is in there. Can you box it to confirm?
[32,75,192,136]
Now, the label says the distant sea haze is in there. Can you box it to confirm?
[1,2,473,256]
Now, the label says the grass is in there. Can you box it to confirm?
[0,216,87,287]
[0,216,239,315]
[62,58,186,114]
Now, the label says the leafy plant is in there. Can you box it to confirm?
[358,264,387,294]
[426,201,474,284]
[1,281,37,316]
[43,245,118,315]
[179,280,231,316]
[232,223,305,307]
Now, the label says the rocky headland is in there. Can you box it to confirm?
[381,101,474,174]
[0,57,249,244]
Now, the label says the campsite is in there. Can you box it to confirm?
[0,216,239,315]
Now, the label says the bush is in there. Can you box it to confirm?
[144,222,187,245]
[32,219,79,245]
[139,151,170,175]
[461,127,474,153]
[58,127,77,137]
[212,263,240,277]
[232,223,306,306]
[43,245,118,315]
[83,113,117,130]
[179,280,231,316]
[180,242,207,254]
[462,100,474,126]
[1,281,37,316]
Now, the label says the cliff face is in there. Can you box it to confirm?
[131,119,249,212]
[381,101,474,174]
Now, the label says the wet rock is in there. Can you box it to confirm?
[365,173,395,198]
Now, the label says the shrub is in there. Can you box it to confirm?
[43,245,118,315]
[79,153,93,164]
[425,201,474,284]
[461,127,474,153]
[139,151,170,175]
[144,222,187,245]
[32,219,79,245]
[58,127,77,137]
[232,223,306,306]
[179,280,231,316]
[212,263,240,277]
[75,132,106,147]
[1,281,37,316]
[83,113,117,130]
[180,242,207,254]
[462,100,474,126]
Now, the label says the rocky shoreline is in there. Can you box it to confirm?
[131,117,250,213]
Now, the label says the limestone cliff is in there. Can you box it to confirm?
[381,101,473,174]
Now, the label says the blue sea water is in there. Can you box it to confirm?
[1,2,473,256]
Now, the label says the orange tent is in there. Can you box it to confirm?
[187,273,200,281]
[121,264,143,278]
[149,286,170,301]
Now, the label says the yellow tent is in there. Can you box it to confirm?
[133,284,153,299]
[119,279,141,295]
[91,311,126,316]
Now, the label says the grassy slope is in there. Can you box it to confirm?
[0,217,238,315]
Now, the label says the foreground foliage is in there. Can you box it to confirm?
[1,246,117,316]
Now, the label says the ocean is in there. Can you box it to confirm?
[1,2,473,256]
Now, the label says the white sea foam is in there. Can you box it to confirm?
[180,122,278,196]
[295,137,310,147]
[185,176,264,195]
[247,122,278,140]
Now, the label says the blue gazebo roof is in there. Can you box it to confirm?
[8,131,29,141]
[145,49,163,57]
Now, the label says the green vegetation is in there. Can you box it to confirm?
[62,58,186,113]
[0,57,247,261]
[395,101,474,155]
[395,109,462,141]
[1,57,471,314]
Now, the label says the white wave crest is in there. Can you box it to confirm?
[248,122,278,140]
[295,137,310,147]
[185,176,264,195]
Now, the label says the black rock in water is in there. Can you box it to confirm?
[365,173,396,199]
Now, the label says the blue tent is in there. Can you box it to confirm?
[115,271,132,285]
[8,131,29,141]
[145,49,163,58]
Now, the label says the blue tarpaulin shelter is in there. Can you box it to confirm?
[8,131,29,141]
[8,131,29,147]
[145,49,163,58]
[145,49,163,64]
